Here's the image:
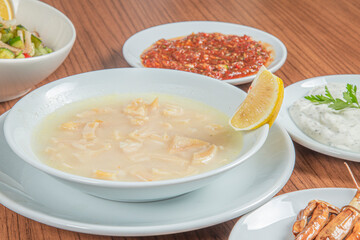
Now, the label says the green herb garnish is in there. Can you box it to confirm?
[304,84,360,110]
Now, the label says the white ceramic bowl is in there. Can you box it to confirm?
[4,68,269,202]
[0,0,76,102]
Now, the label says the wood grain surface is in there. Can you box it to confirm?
[1,0,360,239]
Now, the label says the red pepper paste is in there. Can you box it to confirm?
[141,32,273,80]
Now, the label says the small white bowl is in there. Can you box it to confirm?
[0,0,76,102]
[4,68,268,202]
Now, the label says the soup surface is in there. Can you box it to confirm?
[33,94,243,182]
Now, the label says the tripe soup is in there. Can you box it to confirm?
[33,94,243,182]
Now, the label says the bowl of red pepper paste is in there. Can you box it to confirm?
[141,32,273,81]
[123,21,287,85]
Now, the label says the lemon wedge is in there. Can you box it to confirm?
[0,0,13,20]
[230,66,284,130]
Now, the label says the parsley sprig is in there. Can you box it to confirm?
[304,84,360,110]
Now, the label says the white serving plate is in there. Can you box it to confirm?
[229,188,356,240]
[123,21,287,85]
[0,112,295,236]
[278,75,360,161]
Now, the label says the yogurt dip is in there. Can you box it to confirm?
[289,83,360,152]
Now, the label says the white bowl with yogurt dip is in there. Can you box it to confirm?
[4,68,269,202]
[278,74,360,161]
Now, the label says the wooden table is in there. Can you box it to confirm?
[1,0,360,239]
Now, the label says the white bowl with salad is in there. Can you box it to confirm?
[0,0,76,102]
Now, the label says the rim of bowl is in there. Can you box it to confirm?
[0,0,76,63]
[4,68,269,188]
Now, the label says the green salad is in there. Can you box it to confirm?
[0,19,53,59]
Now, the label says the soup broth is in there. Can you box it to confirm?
[33,94,243,182]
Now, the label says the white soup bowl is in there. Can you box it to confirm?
[4,68,268,202]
